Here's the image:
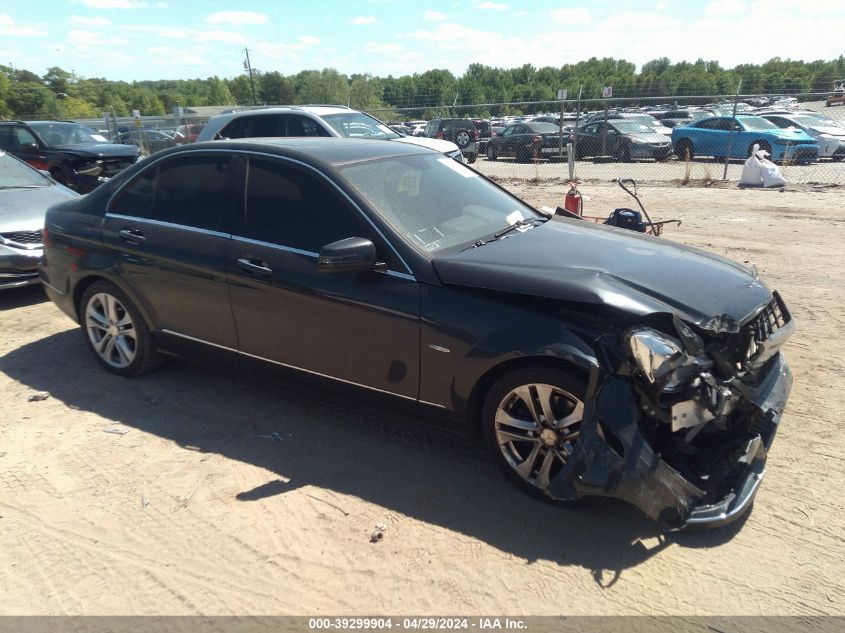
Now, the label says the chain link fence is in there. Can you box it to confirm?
[18,90,845,186]
[366,92,845,186]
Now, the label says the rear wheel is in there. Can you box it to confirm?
[675,139,694,160]
[616,144,631,162]
[79,281,162,377]
[465,153,477,164]
[481,367,589,504]
[486,144,498,161]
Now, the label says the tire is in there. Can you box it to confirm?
[481,366,590,505]
[465,153,477,164]
[486,144,497,161]
[616,144,631,162]
[453,129,472,149]
[675,139,694,160]
[79,280,162,377]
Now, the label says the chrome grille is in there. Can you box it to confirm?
[1,230,43,248]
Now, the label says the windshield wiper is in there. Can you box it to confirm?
[494,217,545,238]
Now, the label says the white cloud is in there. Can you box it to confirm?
[67,29,128,47]
[204,11,268,25]
[550,8,591,24]
[705,1,747,16]
[351,16,377,25]
[601,12,680,30]
[195,30,247,44]
[475,2,509,10]
[155,2,169,7]
[70,15,112,26]
[656,0,671,8]
[298,35,320,45]
[81,0,145,8]
[0,15,47,36]
[424,10,446,21]
[148,46,206,66]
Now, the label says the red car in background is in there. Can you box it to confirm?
[174,123,205,144]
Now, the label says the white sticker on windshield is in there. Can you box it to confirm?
[436,157,478,178]
[505,210,525,226]
[91,134,109,142]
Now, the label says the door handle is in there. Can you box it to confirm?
[119,229,146,244]
[237,257,273,276]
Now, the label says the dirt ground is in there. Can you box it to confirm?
[1,182,843,616]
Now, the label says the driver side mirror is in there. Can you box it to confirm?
[317,237,385,273]
[20,142,38,152]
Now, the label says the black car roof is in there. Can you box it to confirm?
[173,137,434,167]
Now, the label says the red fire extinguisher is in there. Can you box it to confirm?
[564,181,583,216]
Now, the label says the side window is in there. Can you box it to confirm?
[286,115,328,137]
[222,115,285,139]
[767,117,787,128]
[502,127,514,137]
[244,159,388,258]
[155,156,232,232]
[0,126,12,149]
[697,118,722,130]
[109,167,157,219]
[14,127,38,147]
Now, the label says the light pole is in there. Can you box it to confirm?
[52,92,68,118]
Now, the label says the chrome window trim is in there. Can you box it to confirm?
[384,271,415,281]
[232,235,318,259]
[161,328,417,402]
[105,147,417,281]
[105,213,231,239]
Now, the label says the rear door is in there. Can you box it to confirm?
[103,153,238,348]
[227,156,420,399]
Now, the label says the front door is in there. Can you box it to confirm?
[227,157,420,400]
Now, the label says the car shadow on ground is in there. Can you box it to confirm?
[1,329,744,586]
[0,284,48,310]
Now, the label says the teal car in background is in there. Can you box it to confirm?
[671,114,819,163]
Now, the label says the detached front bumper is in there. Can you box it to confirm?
[547,354,792,530]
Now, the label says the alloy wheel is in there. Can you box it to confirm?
[85,292,138,368]
[494,383,585,490]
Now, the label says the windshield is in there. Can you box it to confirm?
[28,122,109,145]
[0,151,51,188]
[613,121,655,134]
[627,115,662,127]
[740,117,778,131]
[339,154,543,254]
[322,112,401,140]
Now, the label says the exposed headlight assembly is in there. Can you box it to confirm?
[74,161,104,176]
[624,327,711,392]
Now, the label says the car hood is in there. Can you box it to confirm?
[0,183,78,232]
[392,136,461,153]
[432,217,772,333]
[762,128,816,142]
[48,143,139,159]
[810,126,845,137]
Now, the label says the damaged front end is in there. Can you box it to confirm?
[547,292,794,529]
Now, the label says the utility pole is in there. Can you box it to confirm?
[244,48,257,106]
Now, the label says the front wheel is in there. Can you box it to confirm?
[79,280,162,376]
[481,367,589,504]
[486,144,497,161]
[465,153,477,164]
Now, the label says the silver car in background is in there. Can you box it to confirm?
[1,151,78,289]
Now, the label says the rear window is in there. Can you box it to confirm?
[442,119,475,130]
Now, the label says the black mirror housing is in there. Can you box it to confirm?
[317,237,380,273]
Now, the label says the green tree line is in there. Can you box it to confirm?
[2,56,844,120]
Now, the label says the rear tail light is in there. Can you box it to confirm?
[530,135,542,144]
[472,130,479,140]
[436,131,444,139]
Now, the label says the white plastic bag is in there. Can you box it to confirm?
[759,154,786,187]
[739,145,764,186]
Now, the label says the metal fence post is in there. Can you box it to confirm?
[723,79,743,180]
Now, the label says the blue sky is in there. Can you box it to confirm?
[1,1,843,82]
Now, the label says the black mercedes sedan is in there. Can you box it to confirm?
[39,138,793,530]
